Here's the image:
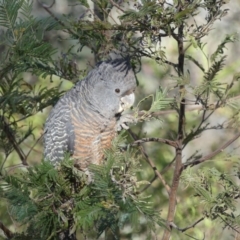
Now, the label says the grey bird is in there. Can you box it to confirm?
[44,56,137,171]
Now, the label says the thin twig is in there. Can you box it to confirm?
[176,217,205,232]
[25,134,44,159]
[218,214,240,234]
[182,132,240,170]
[184,233,203,240]
[109,0,125,12]
[136,94,240,118]
[131,46,178,68]
[131,137,178,148]
[128,130,171,195]
[5,164,29,175]
[160,157,176,175]
[139,156,177,193]
[1,117,28,166]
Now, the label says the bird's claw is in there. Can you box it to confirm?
[116,114,137,131]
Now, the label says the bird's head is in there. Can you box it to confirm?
[85,57,137,119]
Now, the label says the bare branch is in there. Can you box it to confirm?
[163,12,185,240]
[136,94,240,118]
[128,130,171,195]
[25,134,44,159]
[1,117,28,166]
[218,214,240,234]
[5,164,29,175]
[131,46,178,68]
[131,137,178,148]
[182,132,240,169]
[176,217,205,232]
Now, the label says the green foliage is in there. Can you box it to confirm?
[181,167,240,231]
[210,34,238,63]
[135,87,174,121]
[0,0,70,166]
[0,136,164,239]
[185,33,239,110]
[0,0,57,77]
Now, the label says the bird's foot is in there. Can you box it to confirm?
[116,114,137,131]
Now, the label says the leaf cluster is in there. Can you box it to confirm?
[192,34,239,104]
[135,87,174,122]
[0,135,164,239]
[0,0,79,166]
[181,167,240,232]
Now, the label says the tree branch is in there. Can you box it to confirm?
[1,117,28,166]
[128,130,171,195]
[109,0,125,12]
[173,217,205,232]
[131,46,178,68]
[162,10,185,240]
[182,132,240,170]
[136,94,240,118]
[131,137,178,148]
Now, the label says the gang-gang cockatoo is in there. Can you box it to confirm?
[44,56,137,173]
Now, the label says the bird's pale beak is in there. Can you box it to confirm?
[118,92,135,113]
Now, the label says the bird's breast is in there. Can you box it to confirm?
[71,112,116,170]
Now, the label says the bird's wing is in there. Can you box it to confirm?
[44,98,74,164]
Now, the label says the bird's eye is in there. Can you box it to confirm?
[115,88,120,93]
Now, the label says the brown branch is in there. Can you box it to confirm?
[128,130,171,195]
[136,94,240,118]
[173,217,205,232]
[162,13,185,240]
[217,214,240,234]
[109,0,125,12]
[131,137,178,148]
[25,134,44,158]
[0,221,14,239]
[131,46,178,68]
[160,157,176,175]
[182,132,240,170]
[139,156,177,193]
[1,117,28,166]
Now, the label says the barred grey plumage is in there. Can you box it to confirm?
[44,57,136,170]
